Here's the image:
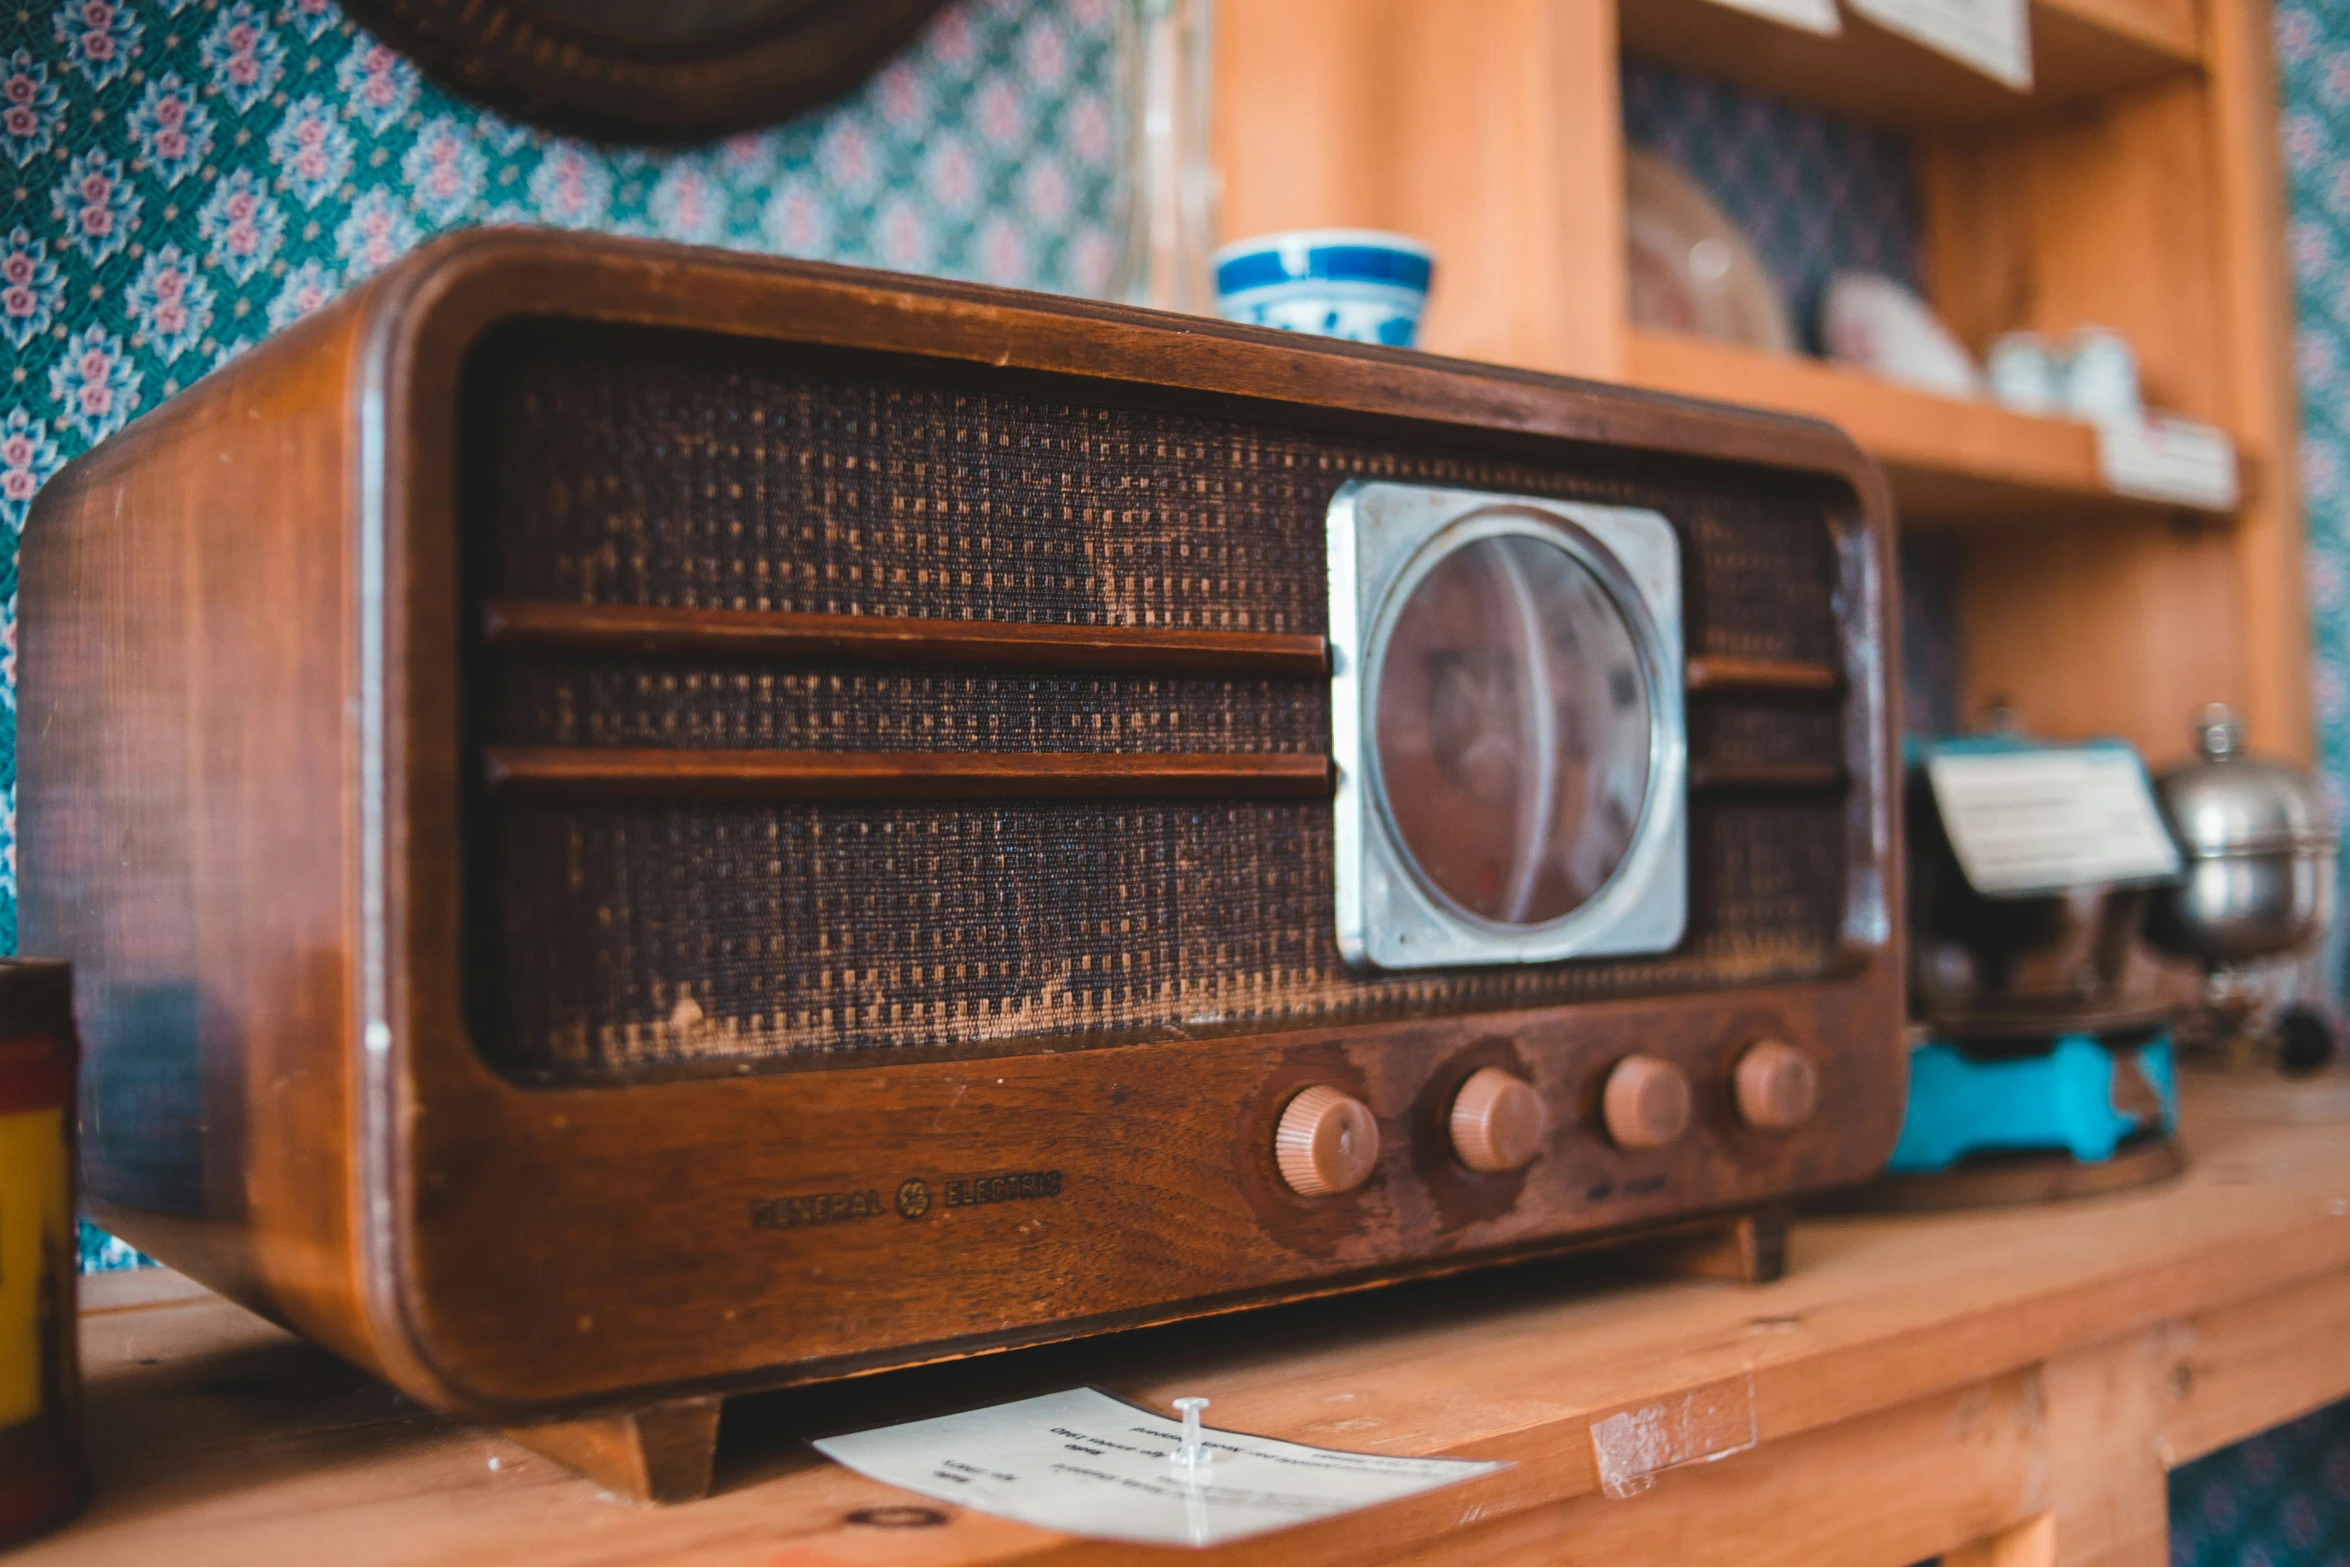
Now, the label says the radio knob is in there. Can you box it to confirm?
[1274,1085,1381,1197]
[1448,1067,1545,1173]
[1602,1055,1692,1150]
[1734,1039,1819,1131]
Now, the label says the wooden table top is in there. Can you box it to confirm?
[21,1082,2350,1567]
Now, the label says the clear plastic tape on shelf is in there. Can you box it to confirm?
[2096,415,2241,511]
[1588,1373,1760,1500]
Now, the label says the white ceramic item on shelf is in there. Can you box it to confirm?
[1985,331,2064,415]
[1820,272,1981,398]
[1624,149,1796,354]
[2059,326,2143,425]
[1210,229,1435,347]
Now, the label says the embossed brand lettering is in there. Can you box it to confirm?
[942,1169,1064,1208]
[750,1189,885,1229]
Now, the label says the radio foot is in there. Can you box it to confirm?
[502,1394,723,1503]
[1638,1208,1791,1285]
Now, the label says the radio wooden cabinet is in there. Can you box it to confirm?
[20,231,1904,1499]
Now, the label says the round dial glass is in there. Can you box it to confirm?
[1372,530,1655,927]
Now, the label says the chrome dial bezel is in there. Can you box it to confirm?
[1328,481,1687,970]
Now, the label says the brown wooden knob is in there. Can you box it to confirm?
[1734,1039,1819,1131]
[1602,1055,1691,1150]
[1448,1067,1545,1173]
[1274,1085,1380,1197]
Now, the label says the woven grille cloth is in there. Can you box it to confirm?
[464,323,1855,1077]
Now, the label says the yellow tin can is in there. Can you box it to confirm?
[0,960,82,1545]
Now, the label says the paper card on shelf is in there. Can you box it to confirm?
[1845,0,2030,87]
[2096,414,2241,511]
[812,1387,1508,1549]
[1696,0,1841,35]
[1925,747,2182,897]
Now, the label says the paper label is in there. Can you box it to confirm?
[2097,415,2241,511]
[1926,748,2182,897]
[0,1106,68,1430]
[813,1387,1507,1548]
[1846,0,2030,87]
[1697,0,1842,34]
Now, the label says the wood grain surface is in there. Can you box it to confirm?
[1619,0,2198,131]
[1687,761,1850,792]
[21,1091,2350,1567]
[481,601,1335,678]
[480,746,1338,800]
[1684,655,1844,695]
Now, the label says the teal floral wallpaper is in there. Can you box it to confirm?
[1,0,1122,987]
[2170,1399,2350,1567]
[1621,57,1920,353]
[2279,0,2350,978]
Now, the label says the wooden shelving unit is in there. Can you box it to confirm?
[1620,0,2201,130]
[1624,327,2250,527]
[1215,0,2308,769]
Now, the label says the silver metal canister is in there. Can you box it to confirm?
[2148,705,2338,966]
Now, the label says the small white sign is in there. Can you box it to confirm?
[1926,747,2181,897]
[2097,414,2241,512]
[812,1387,1508,1549]
[1699,0,1842,35]
[1847,0,2031,87]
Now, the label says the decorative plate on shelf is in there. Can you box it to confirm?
[339,0,950,142]
[1625,148,1796,355]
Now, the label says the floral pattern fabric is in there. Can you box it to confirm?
[2280,1,2350,988]
[0,0,1121,960]
[2169,1397,2350,1566]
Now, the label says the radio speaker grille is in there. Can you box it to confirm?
[462,323,1856,1079]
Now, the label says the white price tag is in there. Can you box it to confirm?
[1847,0,2030,87]
[813,1387,1507,1549]
[1696,0,1842,35]
[1926,747,2181,897]
[2096,414,2240,512]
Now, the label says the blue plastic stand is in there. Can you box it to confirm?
[1887,1036,2177,1173]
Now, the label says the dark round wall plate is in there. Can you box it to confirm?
[339,0,952,143]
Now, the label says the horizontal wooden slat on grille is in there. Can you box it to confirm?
[1684,655,1842,694]
[483,600,1331,677]
[482,747,1334,800]
[1688,761,1848,790]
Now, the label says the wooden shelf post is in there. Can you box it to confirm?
[1216,0,1625,378]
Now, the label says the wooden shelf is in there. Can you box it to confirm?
[1625,328,2246,527]
[1620,0,2202,131]
[35,1085,2350,1565]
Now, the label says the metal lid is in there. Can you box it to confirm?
[2156,704,2338,857]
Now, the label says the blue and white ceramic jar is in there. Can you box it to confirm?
[1210,229,1436,348]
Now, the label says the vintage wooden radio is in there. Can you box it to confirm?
[22,232,1902,1499]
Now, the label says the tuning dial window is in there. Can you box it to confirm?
[1328,482,1687,970]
